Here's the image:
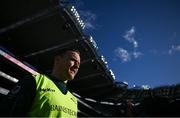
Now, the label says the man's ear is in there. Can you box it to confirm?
[54,56,61,63]
[54,56,61,61]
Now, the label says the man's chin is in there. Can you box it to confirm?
[67,75,75,81]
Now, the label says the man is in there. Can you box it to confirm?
[0,48,80,117]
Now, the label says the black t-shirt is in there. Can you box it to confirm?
[0,75,36,116]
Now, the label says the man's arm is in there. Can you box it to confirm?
[0,75,36,116]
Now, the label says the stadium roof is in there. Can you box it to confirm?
[0,0,115,99]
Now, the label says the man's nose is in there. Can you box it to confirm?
[74,62,80,69]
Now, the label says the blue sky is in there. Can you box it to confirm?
[70,0,180,88]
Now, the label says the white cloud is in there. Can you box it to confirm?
[80,11,96,21]
[70,0,97,30]
[133,51,143,58]
[71,0,84,8]
[123,26,138,48]
[115,48,131,62]
[84,22,95,29]
[168,45,180,54]
[114,26,143,63]
[173,45,180,51]
[79,11,97,30]
[114,48,142,63]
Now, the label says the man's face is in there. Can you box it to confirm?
[56,51,80,81]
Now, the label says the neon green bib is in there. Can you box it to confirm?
[28,74,78,117]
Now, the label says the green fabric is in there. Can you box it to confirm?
[28,74,78,117]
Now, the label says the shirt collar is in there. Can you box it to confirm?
[47,74,68,94]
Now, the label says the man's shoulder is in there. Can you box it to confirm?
[18,75,36,89]
[19,75,36,84]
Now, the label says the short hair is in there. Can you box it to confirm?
[54,47,80,57]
